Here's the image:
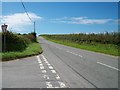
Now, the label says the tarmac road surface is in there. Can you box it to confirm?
[2,37,119,88]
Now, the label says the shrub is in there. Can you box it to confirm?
[22,32,37,42]
[41,32,120,45]
[2,31,30,52]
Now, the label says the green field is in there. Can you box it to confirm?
[2,43,43,61]
[43,36,119,56]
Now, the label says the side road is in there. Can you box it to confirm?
[2,55,69,88]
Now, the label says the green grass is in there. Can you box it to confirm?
[1,43,43,61]
[43,36,119,56]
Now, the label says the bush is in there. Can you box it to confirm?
[41,32,120,45]
[2,31,30,52]
[22,32,37,42]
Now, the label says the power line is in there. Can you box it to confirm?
[20,0,36,33]
[20,0,33,23]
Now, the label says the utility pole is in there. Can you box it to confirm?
[33,21,36,41]
[34,21,35,33]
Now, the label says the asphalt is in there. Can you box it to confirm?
[2,37,119,88]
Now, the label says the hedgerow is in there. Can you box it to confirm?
[41,32,120,45]
[2,31,37,52]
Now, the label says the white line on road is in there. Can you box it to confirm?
[37,56,45,69]
[66,50,83,58]
[54,86,60,88]
[37,56,42,64]
[46,82,53,88]
[58,81,66,88]
[43,75,50,79]
[40,66,44,69]
[39,64,43,66]
[48,66,54,69]
[78,55,83,57]
[38,55,67,88]
[45,61,49,64]
[42,70,47,73]
[51,70,56,73]
[41,55,47,61]
[55,74,60,80]
[47,63,51,66]
[97,62,120,71]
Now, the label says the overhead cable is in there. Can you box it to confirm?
[20,0,33,23]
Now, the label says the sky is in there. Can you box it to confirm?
[0,2,118,35]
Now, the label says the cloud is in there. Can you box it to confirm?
[114,19,120,23]
[0,12,42,32]
[50,17,113,25]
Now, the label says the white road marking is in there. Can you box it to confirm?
[67,51,71,53]
[73,53,78,56]
[41,55,51,65]
[58,81,66,88]
[79,55,83,57]
[43,59,47,61]
[51,70,56,73]
[45,61,49,64]
[40,66,44,69]
[39,54,67,88]
[41,55,47,61]
[97,62,120,71]
[44,60,48,62]
[54,87,60,88]
[43,75,50,79]
[47,63,51,66]
[39,64,43,66]
[42,70,47,73]
[66,50,83,58]
[55,74,60,80]
[48,66,54,69]
[46,82,53,88]
[37,56,42,63]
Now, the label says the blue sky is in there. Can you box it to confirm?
[1,2,118,35]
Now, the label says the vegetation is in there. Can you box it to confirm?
[2,43,43,61]
[2,31,30,52]
[2,31,38,52]
[21,32,37,43]
[1,31,42,61]
[41,32,120,45]
[41,32,119,56]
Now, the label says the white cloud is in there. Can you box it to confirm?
[70,18,112,24]
[50,17,113,25]
[114,19,120,23]
[0,12,42,32]
[70,17,87,20]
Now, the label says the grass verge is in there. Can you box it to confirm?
[43,36,119,56]
[1,43,43,61]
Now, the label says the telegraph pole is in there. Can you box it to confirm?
[33,21,37,41]
[34,21,35,33]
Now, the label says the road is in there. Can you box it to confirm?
[2,37,119,88]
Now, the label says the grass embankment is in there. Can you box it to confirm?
[2,43,43,61]
[43,36,119,56]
